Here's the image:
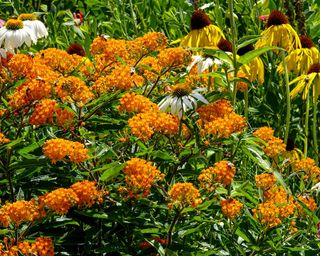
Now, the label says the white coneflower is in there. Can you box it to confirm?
[159,82,208,118]
[0,19,37,50]
[18,13,48,39]
[187,55,222,74]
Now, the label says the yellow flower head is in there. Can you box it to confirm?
[278,35,319,75]
[256,10,301,52]
[180,9,225,48]
[238,44,265,84]
[290,63,320,99]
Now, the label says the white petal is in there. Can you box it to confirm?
[182,96,193,109]
[191,92,208,104]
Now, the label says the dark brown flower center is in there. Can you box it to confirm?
[218,38,233,52]
[267,10,288,27]
[300,35,314,49]
[67,43,86,57]
[191,9,211,30]
[237,44,254,56]
[307,63,320,74]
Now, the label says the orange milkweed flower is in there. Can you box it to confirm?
[168,182,202,209]
[122,158,164,198]
[0,133,10,144]
[29,99,58,126]
[71,180,103,207]
[43,138,89,164]
[44,188,79,215]
[199,160,236,190]
[221,199,243,219]
[55,76,94,106]
[118,92,158,113]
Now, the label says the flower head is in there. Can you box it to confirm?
[290,63,320,99]
[121,158,164,198]
[0,19,37,50]
[159,82,208,118]
[168,182,202,209]
[256,10,301,52]
[221,199,243,219]
[277,35,319,75]
[67,43,86,56]
[18,13,48,39]
[180,9,225,48]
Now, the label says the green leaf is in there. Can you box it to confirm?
[100,162,125,181]
[237,46,284,65]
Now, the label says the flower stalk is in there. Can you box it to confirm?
[304,92,310,157]
[282,51,291,144]
[228,0,238,106]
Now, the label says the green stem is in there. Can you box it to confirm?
[282,51,291,144]
[228,0,238,106]
[312,91,318,164]
[166,209,182,254]
[244,87,249,119]
[304,92,310,157]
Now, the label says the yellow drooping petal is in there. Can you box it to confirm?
[277,47,320,75]
[180,24,225,48]
[238,57,264,84]
[256,24,301,52]
[290,73,316,99]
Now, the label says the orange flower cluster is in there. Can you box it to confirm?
[92,65,144,93]
[137,56,162,81]
[255,173,277,190]
[203,112,247,138]
[253,185,296,229]
[29,99,57,126]
[168,182,202,209]
[35,48,82,74]
[55,76,94,106]
[197,99,246,138]
[221,199,243,219]
[293,157,320,181]
[253,127,286,158]
[157,47,192,68]
[43,138,89,164]
[197,99,233,123]
[253,126,275,142]
[8,79,52,110]
[198,161,236,190]
[29,99,75,128]
[128,32,167,58]
[55,108,75,129]
[70,180,103,207]
[43,188,79,215]
[7,54,34,79]
[128,111,179,140]
[0,133,10,144]
[263,137,286,158]
[121,158,164,198]
[118,92,159,113]
[0,200,44,227]
[0,237,54,256]
[296,195,317,216]
[90,36,109,55]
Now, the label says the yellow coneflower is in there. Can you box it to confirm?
[290,63,320,99]
[180,9,225,48]
[237,44,265,84]
[256,10,301,52]
[278,35,319,75]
